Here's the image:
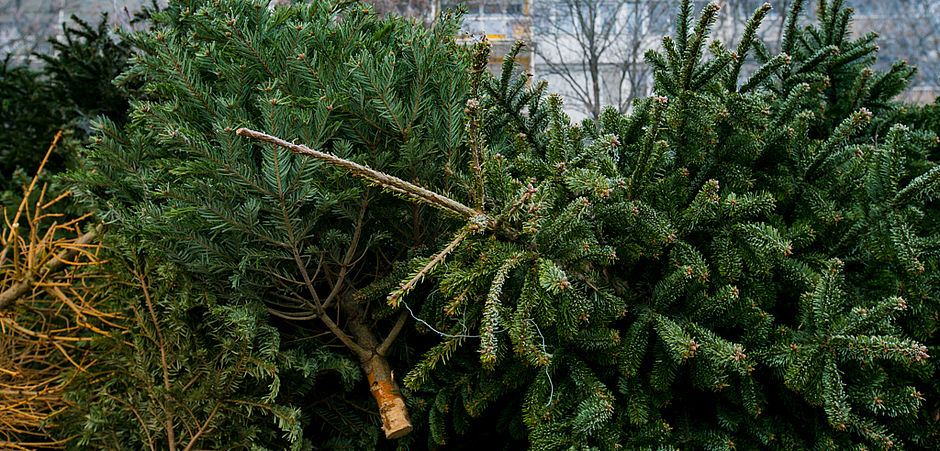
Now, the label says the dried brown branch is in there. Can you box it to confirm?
[236,128,482,220]
[0,134,117,448]
[0,226,100,311]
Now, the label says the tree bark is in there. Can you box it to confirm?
[361,353,412,439]
[340,294,412,439]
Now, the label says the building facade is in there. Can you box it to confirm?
[444,0,938,118]
[440,0,533,75]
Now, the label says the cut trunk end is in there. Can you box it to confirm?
[364,357,412,439]
[340,293,412,439]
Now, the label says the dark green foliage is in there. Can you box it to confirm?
[71,0,471,447]
[68,0,940,449]
[0,57,64,187]
[1,11,146,194]
[757,0,918,141]
[36,14,139,134]
[57,243,318,449]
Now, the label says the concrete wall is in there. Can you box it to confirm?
[1,0,162,63]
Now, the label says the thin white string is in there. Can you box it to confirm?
[530,319,554,407]
[400,300,551,407]
[402,299,481,338]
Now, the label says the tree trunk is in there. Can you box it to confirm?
[361,353,412,439]
[340,294,413,439]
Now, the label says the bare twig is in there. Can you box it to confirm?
[1,141,115,447]
[0,226,101,311]
[236,128,481,220]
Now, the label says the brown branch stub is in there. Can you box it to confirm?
[363,356,413,439]
[235,128,482,220]
[339,294,412,439]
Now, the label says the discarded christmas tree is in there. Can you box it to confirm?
[237,0,940,448]
[72,0,471,446]
[72,0,939,448]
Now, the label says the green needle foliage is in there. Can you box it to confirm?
[71,0,472,447]
[2,10,153,199]
[378,1,939,449]
[36,14,142,134]
[58,242,319,449]
[0,58,63,186]
[69,0,940,449]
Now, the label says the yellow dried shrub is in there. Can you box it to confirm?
[0,132,114,449]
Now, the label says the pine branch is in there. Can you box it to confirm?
[236,128,481,220]
[781,0,807,56]
[132,258,177,451]
[726,2,772,92]
[386,227,471,308]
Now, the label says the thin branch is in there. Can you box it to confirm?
[386,227,470,308]
[377,311,408,356]
[1,131,62,268]
[322,201,368,308]
[0,225,101,311]
[266,307,319,321]
[290,245,367,356]
[236,128,481,220]
[102,393,156,451]
[182,402,222,451]
[134,261,177,451]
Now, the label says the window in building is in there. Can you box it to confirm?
[442,1,526,16]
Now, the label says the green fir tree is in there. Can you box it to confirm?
[71,0,472,447]
[69,0,940,449]
[2,9,155,198]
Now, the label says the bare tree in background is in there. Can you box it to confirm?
[855,0,939,100]
[610,1,675,114]
[531,0,674,119]
[531,0,939,117]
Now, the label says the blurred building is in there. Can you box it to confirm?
[440,0,532,74]
[438,0,937,115]
[0,0,157,64]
